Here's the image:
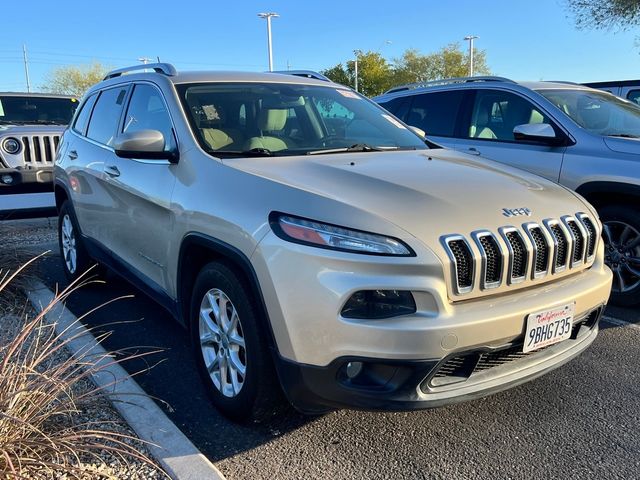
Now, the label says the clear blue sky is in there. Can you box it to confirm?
[1,0,638,92]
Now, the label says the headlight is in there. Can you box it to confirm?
[270,213,414,256]
[2,137,21,155]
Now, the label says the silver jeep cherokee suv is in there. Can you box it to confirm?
[55,64,612,421]
[375,77,640,306]
[0,92,78,219]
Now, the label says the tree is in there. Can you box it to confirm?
[567,0,640,30]
[393,44,491,85]
[43,62,110,97]
[322,45,491,97]
[322,51,395,97]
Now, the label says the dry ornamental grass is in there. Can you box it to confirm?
[0,256,166,479]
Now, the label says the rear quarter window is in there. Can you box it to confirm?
[72,94,98,136]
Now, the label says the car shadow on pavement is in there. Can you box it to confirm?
[35,254,319,461]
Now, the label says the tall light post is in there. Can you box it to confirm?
[258,12,279,71]
[463,35,479,77]
[353,49,362,92]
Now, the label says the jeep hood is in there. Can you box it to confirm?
[0,124,67,134]
[227,149,591,240]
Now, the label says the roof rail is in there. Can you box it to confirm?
[384,76,516,94]
[103,63,177,81]
[544,80,582,86]
[271,70,331,82]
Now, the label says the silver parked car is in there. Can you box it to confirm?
[0,92,78,219]
[55,64,611,421]
[375,77,640,305]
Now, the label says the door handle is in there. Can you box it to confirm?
[467,147,481,156]
[68,150,78,160]
[105,165,121,177]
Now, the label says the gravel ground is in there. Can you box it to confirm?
[0,224,165,480]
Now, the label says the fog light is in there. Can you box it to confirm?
[341,290,416,319]
[1,174,14,185]
[346,361,363,379]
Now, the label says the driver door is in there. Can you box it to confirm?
[455,89,567,182]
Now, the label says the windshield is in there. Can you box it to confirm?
[0,95,78,125]
[177,82,428,157]
[537,88,640,137]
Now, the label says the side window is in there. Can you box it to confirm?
[313,98,356,137]
[405,91,465,137]
[87,86,129,146]
[467,90,550,141]
[72,93,98,136]
[123,84,175,151]
[378,96,411,121]
[627,90,640,105]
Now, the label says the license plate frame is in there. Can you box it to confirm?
[523,302,575,353]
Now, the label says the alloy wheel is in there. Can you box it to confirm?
[603,220,640,293]
[61,214,77,274]
[198,288,247,398]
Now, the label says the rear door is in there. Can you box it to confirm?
[100,82,178,291]
[454,89,567,182]
[379,90,465,150]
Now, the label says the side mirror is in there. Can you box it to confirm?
[409,125,426,138]
[114,129,178,162]
[513,123,561,145]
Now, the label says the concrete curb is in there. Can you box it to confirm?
[26,280,226,480]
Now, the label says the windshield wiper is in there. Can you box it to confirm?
[212,148,274,157]
[607,133,640,138]
[307,143,394,155]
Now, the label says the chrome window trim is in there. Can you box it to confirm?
[498,226,530,285]
[522,222,553,279]
[471,230,505,290]
[543,218,572,273]
[561,215,587,268]
[576,212,598,263]
[440,234,476,295]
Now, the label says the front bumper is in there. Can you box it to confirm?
[0,167,54,193]
[276,307,603,413]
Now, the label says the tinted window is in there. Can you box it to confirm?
[123,84,175,150]
[378,96,411,121]
[405,91,465,137]
[72,94,98,135]
[627,90,640,105]
[87,87,129,146]
[467,90,550,141]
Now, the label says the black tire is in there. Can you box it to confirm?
[599,204,640,307]
[190,261,284,422]
[58,201,94,283]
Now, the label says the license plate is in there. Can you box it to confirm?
[523,302,575,353]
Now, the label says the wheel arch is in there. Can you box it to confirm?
[575,181,640,209]
[177,233,277,348]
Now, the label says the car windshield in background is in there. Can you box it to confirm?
[537,88,640,138]
[177,82,427,157]
[0,96,78,125]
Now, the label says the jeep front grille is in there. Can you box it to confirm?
[21,135,60,165]
[442,212,599,296]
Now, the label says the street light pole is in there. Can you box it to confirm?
[23,44,31,93]
[353,49,362,92]
[463,35,479,77]
[258,12,279,71]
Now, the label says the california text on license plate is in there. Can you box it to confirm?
[523,302,575,353]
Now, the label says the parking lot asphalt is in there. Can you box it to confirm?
[32,250,640,480]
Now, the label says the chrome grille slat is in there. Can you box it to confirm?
[443,212,595,297]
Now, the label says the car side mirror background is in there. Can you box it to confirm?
[513,123,562,146]
[114,129,179,163]
[408,125,427,139]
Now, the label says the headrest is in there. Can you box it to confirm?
[258,108,287,131]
